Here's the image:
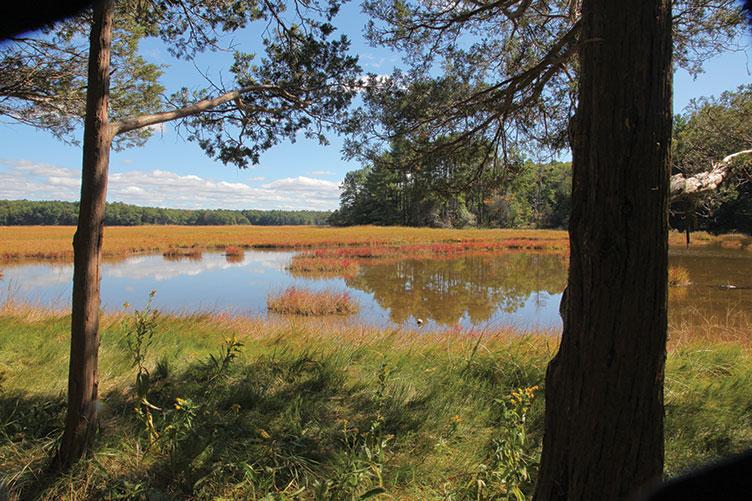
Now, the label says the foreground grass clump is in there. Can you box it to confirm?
[267,287,359,316]
[1,307,752,499]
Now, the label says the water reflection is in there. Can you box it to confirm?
[668,247,752,326]
[1,246,750,332]
[345,254,567,326]
[0,251,297,311]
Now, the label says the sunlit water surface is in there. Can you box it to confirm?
[1,247,750,332]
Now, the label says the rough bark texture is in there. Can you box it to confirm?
[534,0,672,499]
[55,0,114,469]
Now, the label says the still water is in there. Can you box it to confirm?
[1,247,750,331]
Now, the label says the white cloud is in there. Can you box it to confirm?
[10,160,72,178]
[48,176,80,187]
[0,159,341,210]
[262,176,339,191]
[121,186,146,195]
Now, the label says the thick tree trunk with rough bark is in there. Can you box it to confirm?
[534,0,672,499]
[55,0,114,469]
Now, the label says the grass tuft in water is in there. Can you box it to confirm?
[162,246,203,261]
[668,265,691,287]
[288,256,359,277]
[267,287,359,316]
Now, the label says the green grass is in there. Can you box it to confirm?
[664,344,752,476]
[1,308,751,499]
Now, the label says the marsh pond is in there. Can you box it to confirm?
[2,246,750,332]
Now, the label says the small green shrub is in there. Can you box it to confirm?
[455,385,540,501]
[123,290,162,444]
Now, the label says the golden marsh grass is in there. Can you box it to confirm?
[1,226,746,264]
[0,225,570,261]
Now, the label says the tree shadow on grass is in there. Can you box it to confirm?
[0,344,552,500]
[1,350,444,499]
[0,392,66,500]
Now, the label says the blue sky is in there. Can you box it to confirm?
[0,4,750,211]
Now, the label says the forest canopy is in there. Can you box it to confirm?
[331,84,752,233]
[0,199,330,226]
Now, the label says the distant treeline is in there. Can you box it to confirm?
[0,200,331,226]
[329,153,572,230]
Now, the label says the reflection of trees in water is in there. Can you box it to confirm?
[346,253,568,325]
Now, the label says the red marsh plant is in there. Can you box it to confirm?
[224,246,245,263]
[267,287,358,316]
[224,245,244,256]
[300,239,568,262]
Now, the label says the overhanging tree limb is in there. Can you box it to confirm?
[110,84,303,135]
[670,149,752,201]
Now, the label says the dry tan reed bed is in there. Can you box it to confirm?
[0,226,571,262]
[1,226,749,264]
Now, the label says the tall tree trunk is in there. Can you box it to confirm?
[534,0,672,499]
[55,0,114,469]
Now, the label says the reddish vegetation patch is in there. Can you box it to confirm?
[267,287,358,316]
[224,246,245,262]
[224,245,244,256]
[300,238,568,262]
